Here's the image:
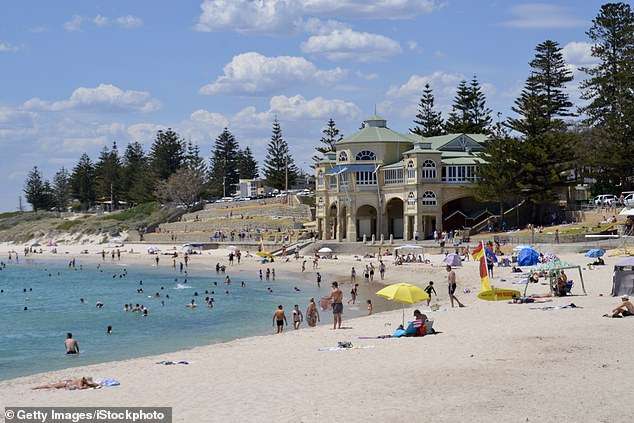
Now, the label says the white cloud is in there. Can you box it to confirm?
[381,71,494,118]
[30,26,49,33]
[116,15,143,29]
[64,14,142,32]
[355,71,379,81]
[195,0,442,33]
[64,15,83,32]
[301,29,401,62]
[93,14,109,27]
[199,52,346,96]
[562,41,597,66]
[268,94,361,120]
[0,41,19,53]
[190,110,230,127]
[502,3,586,29]
[301,18,349,35]
[407,40,418,51]
[23,84,162,113]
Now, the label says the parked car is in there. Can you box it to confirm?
[215,197,234,203]
[623,193,634,207]
[594,194,618,206]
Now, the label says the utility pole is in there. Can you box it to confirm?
[18,196,24,212]
[110,183,114,212]
[285,155,289,205]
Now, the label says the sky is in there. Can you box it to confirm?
[0,0,607,212]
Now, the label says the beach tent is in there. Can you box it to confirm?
[611,257,634,297]
[518,248,539,266]
[318,247,333,253]
[395,244,424,260]
[443,253,462,267]
[584,248,605,258]
[523,260,587,296]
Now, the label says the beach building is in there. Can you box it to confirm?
[314,115,492,241]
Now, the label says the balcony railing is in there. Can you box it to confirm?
[384,168,404,185]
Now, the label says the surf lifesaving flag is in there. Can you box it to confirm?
[471,242,491,291]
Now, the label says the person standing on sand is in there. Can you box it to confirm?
[65,332,79,354]
[306,298,320,327]
[292,304,303,329]
[379,261,386,280]
[316,272,321,287]
[350,267,356,283]
[273,305,287,334]
[367,299,373,315]
[446,265,465,308]
[326,282,344,329]
[424,281,437,305]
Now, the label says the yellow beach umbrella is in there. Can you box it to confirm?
[376,283,430,325]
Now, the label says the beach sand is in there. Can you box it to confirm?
[1,242,633,422]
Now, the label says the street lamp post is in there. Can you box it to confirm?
[223,176,226,198]
[285,155,289,205]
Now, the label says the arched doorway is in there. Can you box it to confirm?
[356,205,377,241]
[385,198,404,239]
[328,204,337,240]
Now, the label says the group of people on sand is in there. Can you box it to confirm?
[273,299,321,333]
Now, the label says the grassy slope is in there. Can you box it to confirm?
[0,202,184,244]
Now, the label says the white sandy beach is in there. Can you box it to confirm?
[1,242,633,423]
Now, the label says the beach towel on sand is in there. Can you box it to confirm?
[317,346,375,351]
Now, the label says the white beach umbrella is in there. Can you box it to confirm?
[318,247,333,253]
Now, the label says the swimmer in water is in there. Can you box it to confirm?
[106,325,112,334]
[186,299,197,308]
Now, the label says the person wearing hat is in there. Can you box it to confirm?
[605,296,634,318]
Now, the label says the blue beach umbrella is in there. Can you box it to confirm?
[584,248,605,258]
[518,248,539,266]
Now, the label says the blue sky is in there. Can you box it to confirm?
[0,0,604,212]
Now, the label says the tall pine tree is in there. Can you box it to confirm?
[236,147,259,180]
[208,128,240,197]
[444,77,492,134]
[94,142,122,210]
[507,40,575,218]
[70,153,96,211]
[23,166,52,211]
[410,83,445,137]
[313,118,344,165]
[120,141,153,205]
[149,129,185,181]
[263,118,298,190]
[52,167,71,212]
[580,2,634,189]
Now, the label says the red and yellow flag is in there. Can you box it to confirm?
[473,242,491,291]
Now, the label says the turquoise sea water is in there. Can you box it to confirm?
[0,258,363,381]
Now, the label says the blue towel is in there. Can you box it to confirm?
[100,378,120,387]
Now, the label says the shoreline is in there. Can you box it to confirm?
[2,244,633,422]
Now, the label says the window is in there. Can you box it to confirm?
[422,160,436,179]
[328,175,337,189]
[339,172,348,187]
[356,171,377,185]
[338,151,348,162]
[384,168,404,185]
[355,150,376,161]
[441,165,478,182]
[407,192,416,207]
[407,161,416,179]
[317,171,324,187]
[422,191,436,206]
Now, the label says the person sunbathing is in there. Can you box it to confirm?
[32,377,100,390]
[605,296,634,318]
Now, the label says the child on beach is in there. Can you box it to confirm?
[424,281,437,305]
[367,299,373,315]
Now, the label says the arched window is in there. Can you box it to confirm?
[421,160,436,179]
[422,191,436,206]
[355,150,376,161]
[317,171,324,187]
[407,160,416,179]
[407,192,416,207]
[338,151,348,162]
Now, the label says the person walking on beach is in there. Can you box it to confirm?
[65,332,79,354]
[292,304,303,329]
[379,261,386,280]
[348,283,359,304]
[306,298,320,327]
[424,281,437,305]
[350,267,356,283]
[446,265,465,308]
[327,282,344,329]
[273,305,287,334]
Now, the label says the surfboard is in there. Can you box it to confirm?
[478,288,521,301]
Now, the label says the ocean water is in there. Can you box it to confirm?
[0,258,365,381]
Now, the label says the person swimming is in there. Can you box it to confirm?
[186,299,197,308]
